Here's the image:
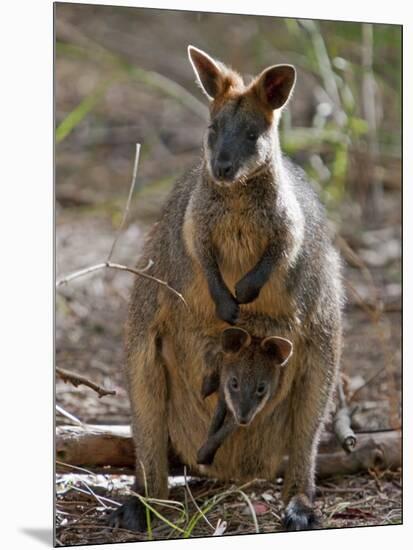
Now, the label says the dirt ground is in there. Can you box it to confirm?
[55,4,401,545]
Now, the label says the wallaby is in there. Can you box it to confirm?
[184,47,299,325]
[110,46,343,533]
[197,327,293,466]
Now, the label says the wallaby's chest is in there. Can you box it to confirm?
[211,211,268,276]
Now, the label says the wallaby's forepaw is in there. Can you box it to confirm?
[283,495,320,531]
[216,296,239,325]
[201,371,220,399]
[235,277,261,304]
[108,495,148,533]
[196,445,215,466]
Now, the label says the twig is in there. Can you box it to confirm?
[105,262,187,306]
[107,143,141,262]
[184,466,214,531]
[56,404,84,426]
[56,260,187,306]
[333,376,357,453]
[349,365,387,404]
[56,262,109,286]
[78,479,110,509]
[56,367,116,398]
[70,484,120,508]
[56,460,96,477]
[235,489,260,534]
[56,259,151,286]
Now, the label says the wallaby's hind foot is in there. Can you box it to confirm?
[283,494,320,531]
[108,495,148,533]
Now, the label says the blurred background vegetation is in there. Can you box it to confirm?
[55,3,401,229]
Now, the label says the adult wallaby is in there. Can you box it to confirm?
[198,327,293,466]
[109,46,343,533]
[184,47,301,325]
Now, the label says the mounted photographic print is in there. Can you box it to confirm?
[55,2,402,546]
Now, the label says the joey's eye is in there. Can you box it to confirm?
[256,382,267,396]
[247,130,258,141]
[230,377,239,391]
[208,122,218,133]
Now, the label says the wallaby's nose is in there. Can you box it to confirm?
[214,158,234,180]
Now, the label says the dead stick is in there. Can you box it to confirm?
[56,260,187,306]
[333,377,357,453]
[56,367,116,398]
[105,262,187,306]
[107,143,141,262]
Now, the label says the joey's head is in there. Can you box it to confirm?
[188,45,296,187]
[219,327,293,426]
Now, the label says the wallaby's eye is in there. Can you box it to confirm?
[229,376,239,391]
[247,130,258,141]
[208,122,218,133]
[256,382,267,396]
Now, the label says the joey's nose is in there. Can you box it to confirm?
[238,415,251,426]
[215,159,234,180]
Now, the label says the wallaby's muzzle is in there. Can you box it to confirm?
[213,155,236,182]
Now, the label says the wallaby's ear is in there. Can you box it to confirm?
[188,45,225,100]
[261,336,293,366]
[221,327,251,354]
[254,64,296,110]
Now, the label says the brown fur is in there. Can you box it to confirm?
[114,47,343,532]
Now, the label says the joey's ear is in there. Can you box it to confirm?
[254,64,296,110]
[201,370,220,399]
[221,327,251,354]
[188,45,225,100]
[261,336,293,366]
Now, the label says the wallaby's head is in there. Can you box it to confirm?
[219,327,293,426]
[188,46,296,186]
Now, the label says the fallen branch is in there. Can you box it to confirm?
[56,424,401,478]
[333,376,357,453]
[56,367,116,398]
[333,408,357,453]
